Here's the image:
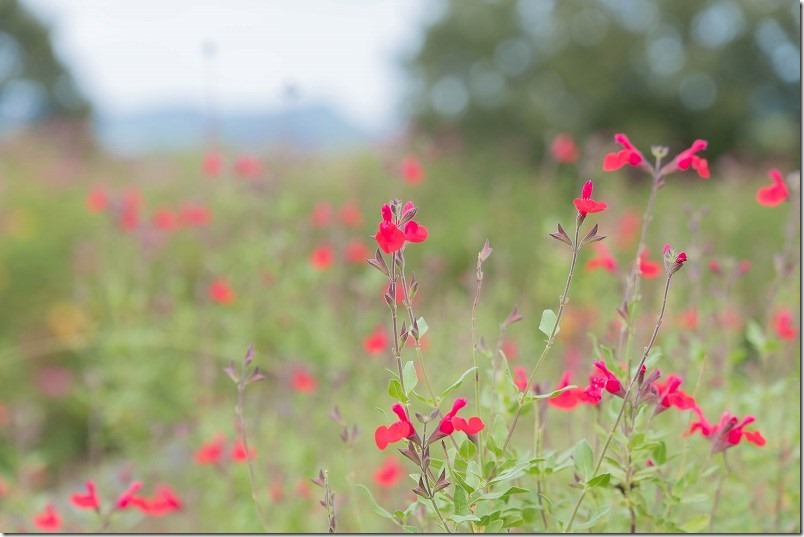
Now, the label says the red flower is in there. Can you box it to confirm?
[664,139,709,179]
[513,367,528,392]
[547,371,583,410]
[232,438,256,462]
[689,408,766,453]
[234,155,262,178]
[638,249,661,278]
[501,340,518,361]
[678,308,698,330]
[363,326,388,355]
[310,202,333,228]
[652,374,696,412]
[773,309,797,341]
[208,277,236,305]
[310,244,334,270]
[179,203,212,227]
[581,375,606,404]
[615,210,640,249]
[115,481,144,509]
[586,242,618,272]
[202,151,223,177]
[194,433,226,465]
[292,368,317,393]
[550,133,580,164]
[339,201,364,228]
[593,360,624,396]
[373,457,403,487]
[375,403,415,450]
[602,133,647,172]
[152,207,178,231]
[33,503,62,531]
[757,169,789,207]
[345,239,372,264]
[119,190,141,231]
[86,186,108,213]
[374,202,428,254]
[438,398,485,435]
[132,485,182,517]
[71,480,100,510]
[400,155,424,184]
[573,180,607,216]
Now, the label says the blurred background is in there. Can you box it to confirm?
[0,0,800,532]
[2,0,800,159]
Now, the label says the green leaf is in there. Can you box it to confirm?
[357,484,396,522]
[586,473,610,488]
[439,367,478,401]
[484,519,504,533]
[652,441,667,465]
[487,459,531,486]
[573,439,594,481]
[679,514,710,532]
[403,526,419,533]
[454,484,468,516]
[521,384,578,403]
[474,486,529,502]
[446,514,480,524]
[402,361,418,396]
[746,319,767,352]
[388,378,408,403]
[571,507,610,531]
[459,438,477,459]
[415,316,429,338]
[538,309,559,337]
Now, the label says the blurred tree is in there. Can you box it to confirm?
[0,0,90,130]
[405,0,799,162]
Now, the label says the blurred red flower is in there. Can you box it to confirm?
[33,503,62,532]
[547,371,584,410]
[663,139,709,179]
[400,155,425,184]
[178,203,212,227]
[86,186,108,213]
[773,309,797,341]
[374,457,403,488]
[638,249,661,278]
[194,433,226,465]
[346,239,372,264]
[152,207,178,231]
[115,481,143,509]
[501,339,518,361]
[550,133,579,164]
[513,367,528,392]
[757,169,789,207]
[208,277,236,305]
[310,244,334,270]
[310,202,333,228]
[363,326,388,355]
[652,374,696,412]
[586,242,618,272]
[71,480,100,510]
[688,408,766,453]
[234,155,262,178]
[232,438,256,463]
[292,368,317,393]
[678,308,698,330]
[132,485,182,517]
[202,151,223,177]
[339,201,364,228]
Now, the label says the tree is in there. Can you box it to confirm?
[0,0,90,130]
[404,0,799,162]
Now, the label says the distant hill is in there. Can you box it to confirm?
[93,102,379,155]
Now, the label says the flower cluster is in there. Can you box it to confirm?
[373,201,428,254]
[602,133,709,179]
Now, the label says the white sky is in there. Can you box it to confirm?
[22,0,432,131]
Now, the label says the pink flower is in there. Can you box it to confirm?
[550,133,580,164]
[438,398,485,435]
[375,404,415,450]
[602,133,647,172]
[547,371,584,410]
[152,207,178,231]
[292,368,317,393]
[573,180,608,216]
[374,457,403,487]
[339,201,364,228]
[757,169,789,207]
[345,239,372,264]
[115,481,144,509]
[638,249,661,278]
[652,374,696,412]
[194,433,226,465]
[773,309,797,341]
[689,408,766,453]
[178,203,212,227]
[71,480,100,510]
[373,202,428,254]
[586,242,618,272]
[232,439,256,462]
[234,155,262,178]
[86,186,108,213]
[593,360,624,396]
[33,503,62,531]
[202,151,223,177]
[310,202,333,228]
[310,244,334,270]
[663,139,709,179]
[513,367,528,392]
[400,155,425,184]
[208,277,236,305]
[363,326,388,355]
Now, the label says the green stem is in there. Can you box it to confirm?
[471,251,486,474]
[565,272,674,533]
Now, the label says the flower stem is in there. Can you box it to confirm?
[235,378,269,531]
[489,219,582,479]
[564,271,675,533]
[399,258,437,406]
[709,453,730,532]
[389,251,406,394]
[471,250,486,474]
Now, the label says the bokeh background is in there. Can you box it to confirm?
[0,0,799,532]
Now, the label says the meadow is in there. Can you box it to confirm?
[0,130,799,533]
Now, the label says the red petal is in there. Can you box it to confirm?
[374,425,390,450]
[375,222,407,253]
[602,152,625,171]
[756,184,788,207]
[404,221,428,243]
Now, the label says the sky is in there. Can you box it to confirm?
[22,0,433,132]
